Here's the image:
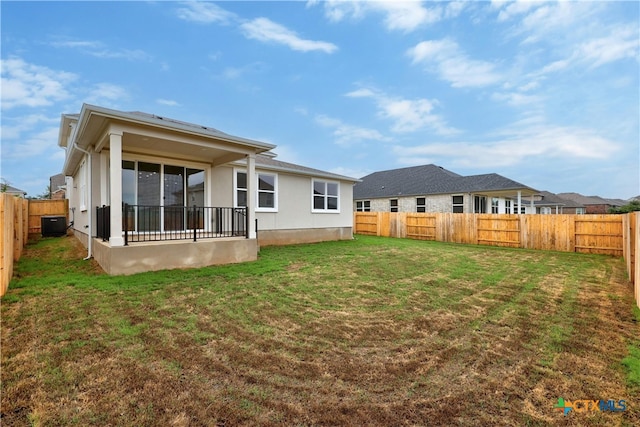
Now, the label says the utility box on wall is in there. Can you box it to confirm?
[41,216,67,237]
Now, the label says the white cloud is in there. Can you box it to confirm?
[577,25,639,69]
[346,87,458,135]
[1,114,58,140]
[315,114,390,146]
[0,57,76,109]
[176,1,237,24]
[51,39,151,61]
[312,0,466,32]
[85,83,130,107]
[240,18,338,53]
[3,126,60,159]
[407,38,502,88]
[157,99,180,107]
[394,122,620,168]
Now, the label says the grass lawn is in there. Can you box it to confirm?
[1,235,639,426]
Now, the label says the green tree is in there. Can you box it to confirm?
[608,200,640,214]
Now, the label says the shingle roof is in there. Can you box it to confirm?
[533,191,584,208]
[353,164,536,199]
[252,154,359,182]
[556,192,625,207]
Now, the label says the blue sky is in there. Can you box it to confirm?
[1,1,638,199]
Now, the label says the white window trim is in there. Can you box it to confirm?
[256,172,278,212]
[311,179,340,213]
[356,200,371,212]
[234,168,278,212]
[452,194,464,213]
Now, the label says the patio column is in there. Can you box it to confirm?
[109,131,124,247]
[99,151,109,206]
[246,153,257,239]
[517,190,522,215]
[530,194,534,214]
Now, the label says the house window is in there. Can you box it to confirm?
[257,173,277,210]
[235,171,278,210]
[505,200,511,214]
[576,208,585,215]
[122,160,205,232]
[474,196,487,213]
[452,195,464,213]
[356,201,371,212]
[541,207,552,214]
[312,180,339,212]
[390,199,398,212]
[491,198,499,214]
[416,197,426,213]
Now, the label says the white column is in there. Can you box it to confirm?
[246,153,257,239]
[517,190,522,214]
[109,132,124,246]
[99,151,109,206]
[530,194,534,214]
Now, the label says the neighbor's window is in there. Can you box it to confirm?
[491,198,499,214]
[416,197,426,213]
[452,195,464,213]
[356,200,371,212]
[390,199,398,212]
[313,180,339,212]
[505,200,512,214]
[576,208,585,215]
[541,207,552,214]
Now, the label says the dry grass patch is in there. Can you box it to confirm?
[1,235,638,426]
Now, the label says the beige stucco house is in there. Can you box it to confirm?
[59,104,357,275]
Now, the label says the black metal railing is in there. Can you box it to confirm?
[97,205,110,241]
[96,204,247,244]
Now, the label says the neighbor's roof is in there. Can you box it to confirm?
[234,154,360,182]
[353,164,537,199]
[3,185,27,196]
[557,192,626,207]
[533,191,584,208]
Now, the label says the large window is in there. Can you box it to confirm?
[122,160,204,232]
[312,180,339,212]
[356,201,371,212]
[452,195,464,213]
[235,171,278,211]
[474,196,487,213]
[416,197,426,213]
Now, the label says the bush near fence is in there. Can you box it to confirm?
[355,212,640,308]
[0,195,68,297]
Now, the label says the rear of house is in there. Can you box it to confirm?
[59,104,357,275]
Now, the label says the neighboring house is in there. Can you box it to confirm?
[58,104,357,275]
[1,184,27,198]
[556,192,626,214]
[49,173,67,200]
[354,164,538,214]
[531,191,585,214]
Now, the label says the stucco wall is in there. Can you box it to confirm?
[92,237,258,275]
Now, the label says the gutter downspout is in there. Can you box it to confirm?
[71,139,93,260]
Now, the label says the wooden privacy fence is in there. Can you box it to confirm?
[28,199,69,236]
[355,212,640,308]
[1,197,68,297]
[1,193,29,297]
